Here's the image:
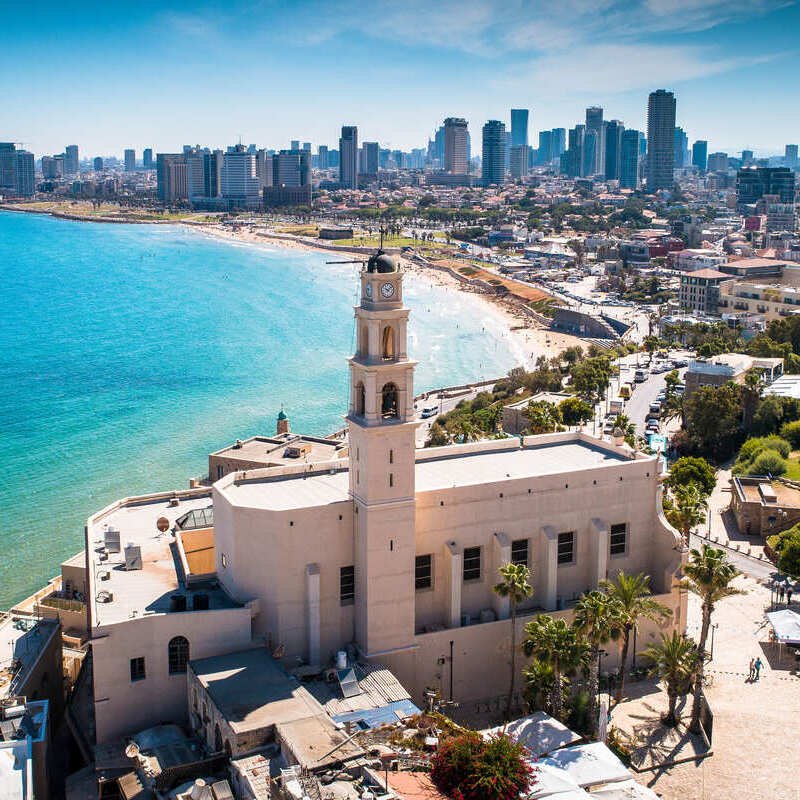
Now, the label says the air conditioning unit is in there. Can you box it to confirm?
[124,544,142,571]
[104,528,121,553]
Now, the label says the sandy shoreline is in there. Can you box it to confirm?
[184,221,586,369]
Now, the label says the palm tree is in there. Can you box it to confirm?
[681,545,741,734]
[600,572,671,704]
[522,659,556,714]
[664,483,708,544]
[741,368,763,430]
[642,632,702,727]
[522,615,587,721]
[573,592,624,738]
[493,563,534,720]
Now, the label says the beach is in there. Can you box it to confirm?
[185,220,586,369]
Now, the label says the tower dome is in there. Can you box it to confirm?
[366,250,398,274]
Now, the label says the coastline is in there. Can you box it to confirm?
[184,221,586,369]
[0,202,585,368]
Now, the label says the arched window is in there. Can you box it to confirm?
[168,636,189,675]
[214,723,222,752]
[360,325,369,358]
[381,382,399,418]
[381,326,395,360]
[354,382,365,416]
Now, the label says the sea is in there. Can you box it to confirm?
[0,210,525,607]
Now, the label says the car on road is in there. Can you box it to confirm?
[648,402,662,418]
[646,420,660,433]
[420,406,438,418]
[634,369,648,383]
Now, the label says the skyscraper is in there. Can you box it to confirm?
[673,127,688,169]
[585,106,604,174]
[786,144,798,166]
[318,145,329,170]
[562,125,585,178]
[537,130,553,165]
[646,90,676,191]
[604,120,624,180]
[481,120,506,185]
[0,143,35,197]
[124,149,136,172]
[552,128,567,159]
[620,129,641,189]
[692,140,708,172]
[510,145,529,179]
[290,140,300,151]
[736,167,796,206]
[583,130,598,178]
[443,117,469,174]
[185,149,206,198]
[203,151,222,198]
[156,153,188,203]
[339,126,358,189]
[65,144,79,177]
[510,109,529,148]
[143,148,154,170]
[361,142,379,176]
[93,156,104,171]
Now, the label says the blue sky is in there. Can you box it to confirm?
[2,0,798,158]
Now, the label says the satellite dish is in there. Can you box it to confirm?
[125,742,140,759]
[156,517,170,533]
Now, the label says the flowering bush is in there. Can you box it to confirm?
[430,731,533,800]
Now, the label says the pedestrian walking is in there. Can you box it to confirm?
[748,657,755,681]
[754,657,763,681]
[778,585,785,603]
[788,587,793,605]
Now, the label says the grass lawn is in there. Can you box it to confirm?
[783,456,800,481]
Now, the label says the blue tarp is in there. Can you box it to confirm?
[331,699,421,730]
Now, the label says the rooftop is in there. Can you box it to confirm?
[211,433,346,469]
[87,490,241,628]
[219,434,637,512]
[685,268,729,279]
[0,616,60,699]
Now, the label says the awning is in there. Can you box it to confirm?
[529,763,588,798]
[590,778,661,799]
[482,711,582,757]
[766,609,800,646]
[541,742,631,788]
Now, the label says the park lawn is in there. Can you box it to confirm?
[783,455,800,481]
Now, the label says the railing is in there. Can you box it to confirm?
[39,594,86,612]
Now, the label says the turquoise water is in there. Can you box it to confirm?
[0,211,523,607]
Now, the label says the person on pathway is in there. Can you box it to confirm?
[788,587,793,605]
[778,585,785,603]
[748,657,755,681]
[754,657,763,681]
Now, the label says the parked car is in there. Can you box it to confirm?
[646,420,660,433]
[634,369,648,383]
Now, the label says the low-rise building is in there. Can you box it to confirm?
[669,248,727,272]
[684,353,784,398]
[502,392,573,435]
[717,265,800,321]
[0,698,50,800]
[731,476,800,539]
[678,268,729,314]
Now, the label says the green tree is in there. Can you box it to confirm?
[573,591,624,738]
[522,616,588,721]
[559,396,594,427]
[493,563,534,720]
[426,422,450,447]
[526,401,561,434]
[570,356,612,402]
[680,545,741,734]
[665,456,716,498]
[522,658,556,713]
[600,572,672,703]
[780,419,800,449]
[741,369,764,431]
[683,383,743,461]
[642,632,703,727]
[664,483,709,543]
[778,534,800,576]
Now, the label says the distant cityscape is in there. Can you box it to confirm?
[1,88,798,212]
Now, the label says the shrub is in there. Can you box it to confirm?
[430,732,534,800]
[780,420,800,450]
[778,535,800,577]
[740,435,791,461]
[750,448,788,476]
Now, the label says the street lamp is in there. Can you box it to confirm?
[709,623,719,661]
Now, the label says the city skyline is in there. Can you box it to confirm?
[2,0,799,157]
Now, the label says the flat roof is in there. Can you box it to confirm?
[88,492,241,628]
[0,616,60,699]
[212,434,345,467]
[220,436,634,512]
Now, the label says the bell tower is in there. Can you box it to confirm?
[348,250,418,658]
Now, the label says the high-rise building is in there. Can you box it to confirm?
[552,128,566,158]
[203,151,222,198]
[673,127,688,169]
[143,148,154,170]
[339,126,358,189]
[264,149,312,205]
[620,129,641,189]
[156,153,188,203]
[583,130,598,177]
[737,167,796,206]
[64,144,79,177]
[290,140,300,151]
[604,120,624,180]
[692,140,708,172]
[318,145,329,170]
[302,142,311,153]
[186,149,206,198]
[741,149,754,166]
[510,145,529,179]
[510,109,529,148]
[537,130,553,165]
[221,145,261,203]
[785,144,798,166]
[646,89,676,191]
[41,155,63,180]
[707,152,729,173]
[124,149,136,172]
[0,143,35,197]
[361,142,379,176]
[585,106,605,174]
[562,125,585,178]
[93,156,104,171]
[481,120,506,185]
[443,117,469,174]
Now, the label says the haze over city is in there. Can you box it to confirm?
[4,0,800,156]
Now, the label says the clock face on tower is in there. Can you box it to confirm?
[380,282,395,299]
